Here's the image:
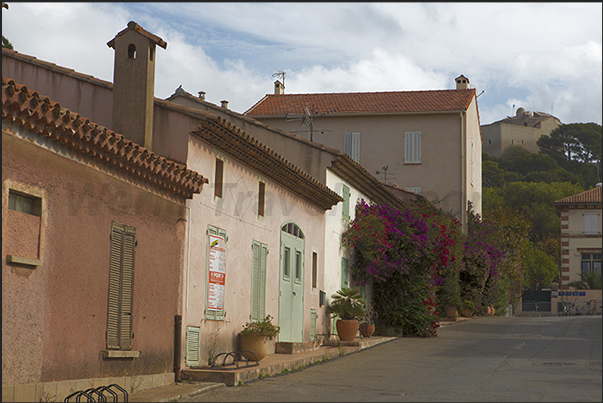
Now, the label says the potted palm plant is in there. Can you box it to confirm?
[327,287,365,342]
[239,315,280,361]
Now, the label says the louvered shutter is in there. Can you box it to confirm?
[310,310,317,341]
[342,185,350,220]
[251,241,268,322]
[405,131,421,163]
[120,227,135,349]
[186,326,201,367]
[251,242,261,321]
[344,132,360,162]
[107,222,136,350]
[107,226,123,349]
[259,243,267,319]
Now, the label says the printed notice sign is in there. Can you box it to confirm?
[208,234,226,311]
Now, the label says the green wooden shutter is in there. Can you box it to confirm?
[342,185,350,220]
[206,226,227,321]
[251,241,268,322]
[186,326,201,367]
[310,310,317,341]
[341,257,349,289]
[107,222,136,350]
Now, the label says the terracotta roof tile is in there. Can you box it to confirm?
[193,115,343,211]
[2,77,207,199]
[107,21,167,49]
[554,187,602,205]
[244,89,476,117]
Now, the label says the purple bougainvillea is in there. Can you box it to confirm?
[342,199,504,337]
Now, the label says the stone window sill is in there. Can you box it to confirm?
[6,255,42,267]
[103,350,141,359]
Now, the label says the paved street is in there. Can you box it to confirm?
[181,316,602,402]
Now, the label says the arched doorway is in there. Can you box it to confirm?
[279,222,305,342]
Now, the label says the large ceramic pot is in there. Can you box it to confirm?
[359,323,375,338]
[445,305,459,319]
[240,334,270,361]
[336,319,359,342]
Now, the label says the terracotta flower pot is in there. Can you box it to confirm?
[336,319,359,342]
[445,305,459,319]
[240,334,270,361]
[359,323,375,338]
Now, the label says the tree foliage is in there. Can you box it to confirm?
[2,35,14,50]
[537,123,602,184]
[520,239,558,290]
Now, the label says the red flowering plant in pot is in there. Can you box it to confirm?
[327,287,365,342]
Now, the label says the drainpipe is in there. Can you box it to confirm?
[174,315,182,382]
[460,110,468,232]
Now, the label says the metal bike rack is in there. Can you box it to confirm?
[64,383,128,402]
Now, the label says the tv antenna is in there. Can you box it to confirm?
[272,70,286,87]
[285,105,331,142]
[375,165,396,184]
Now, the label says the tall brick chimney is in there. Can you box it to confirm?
[107,21,167,150]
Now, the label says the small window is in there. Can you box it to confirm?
[127,44,136,59]
[258,181,266,217]
[404,132,421,163]
[312,252,318,289]
[584,213,599,234]
[149,46,154,62]
[214,158,224,199]
[8,190,41,216]
[344,132,360,162]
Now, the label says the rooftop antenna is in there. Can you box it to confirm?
[285,105,331,142]
[272,70,286,87]
[375,165,396,184]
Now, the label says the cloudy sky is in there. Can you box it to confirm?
[2,2,602,125]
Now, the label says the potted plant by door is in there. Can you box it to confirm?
[359,302,377,338]
[327,287,365,342]
[239,315,280,361]
[461,300,475,318]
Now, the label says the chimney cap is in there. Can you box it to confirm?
[220,100,229,108]
[107,20,167,50]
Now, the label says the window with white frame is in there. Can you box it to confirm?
[584,213,599,234]
[581,253,602,277]
[344,132,360,162]
[404,131,421,163]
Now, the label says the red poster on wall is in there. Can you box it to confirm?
[207,234,226,311]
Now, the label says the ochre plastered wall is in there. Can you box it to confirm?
[2,129,186,386]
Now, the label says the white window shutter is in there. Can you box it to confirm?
[405,132,421,163]
[186,326,201,367]
[344,132,360,162]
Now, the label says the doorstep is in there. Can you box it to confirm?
[181,336,396,386]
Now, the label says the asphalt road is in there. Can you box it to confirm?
[182,316,602,402]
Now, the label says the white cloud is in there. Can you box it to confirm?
[2,2,601,125]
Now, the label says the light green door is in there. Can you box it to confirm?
[279,222,305,342]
